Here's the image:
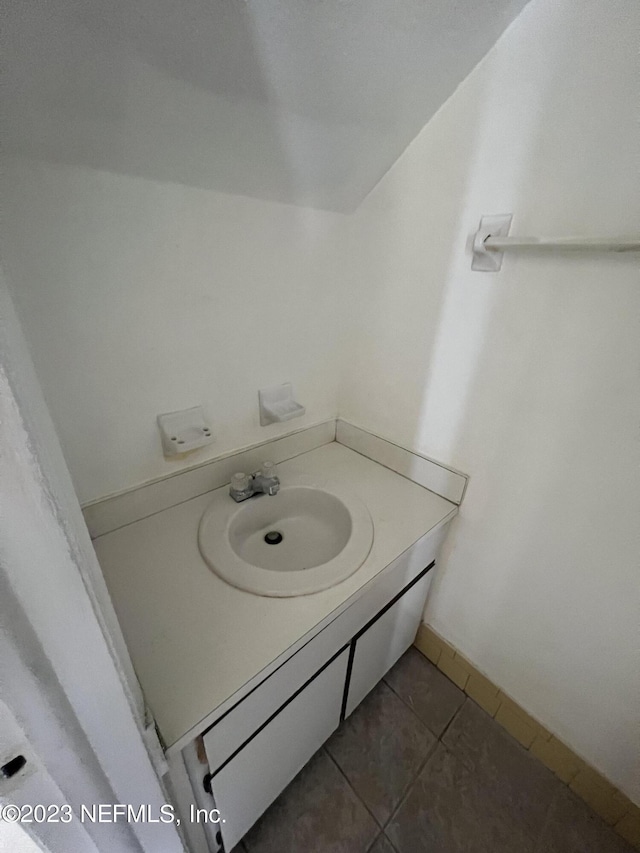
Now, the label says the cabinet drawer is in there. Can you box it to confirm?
[203,615,350,774]
[205,648,348,851]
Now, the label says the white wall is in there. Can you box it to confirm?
[2,0,638,806]
[0,159,346,503]
[0,272,183,851]
[339,0,640,801]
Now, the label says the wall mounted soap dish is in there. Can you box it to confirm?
[259,383,305,425]
[157,406,214,456]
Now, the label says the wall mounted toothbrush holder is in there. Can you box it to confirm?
[259,383,305,426]
[157,406,214,457]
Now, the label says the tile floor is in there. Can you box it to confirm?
[235,647,633,853]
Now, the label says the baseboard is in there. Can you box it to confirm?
[414,623,640,849]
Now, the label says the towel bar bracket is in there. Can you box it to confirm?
[471,214,640,271]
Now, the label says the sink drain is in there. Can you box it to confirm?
[264,530,283,545]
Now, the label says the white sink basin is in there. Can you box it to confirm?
[198,475,374,597]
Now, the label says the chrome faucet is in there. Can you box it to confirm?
[229,461,280,502]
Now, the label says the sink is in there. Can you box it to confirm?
[198,475,374,597]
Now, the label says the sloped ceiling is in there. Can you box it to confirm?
[1,0,529,211]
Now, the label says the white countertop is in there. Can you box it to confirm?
[94,443,456,748]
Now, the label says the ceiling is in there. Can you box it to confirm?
[1,0,529,211]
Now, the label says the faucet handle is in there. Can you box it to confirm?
[231,472,251,492]
[261,461,278,479]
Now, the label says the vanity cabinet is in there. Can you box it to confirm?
[203,649,349,851]
[200,554,437,852]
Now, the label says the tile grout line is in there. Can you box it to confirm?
[376,695,478,842]
[437,695,467,744]
[380,673,462,743]
[325,714,438,846]
[373,668,469,841]
[322,746,383,835]
[325,676,442,834]
[364,831,398,853]
[380,666,467,749]
[369,832,400,853]
[379,736,441,837]
[413,624,640,849]
[373,677,455,831]
[435,698,564,853]
[327,677,456,850]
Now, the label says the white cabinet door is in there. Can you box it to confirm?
[203,615,349,775]
[345,568,433,718]
[204,649,348,851]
